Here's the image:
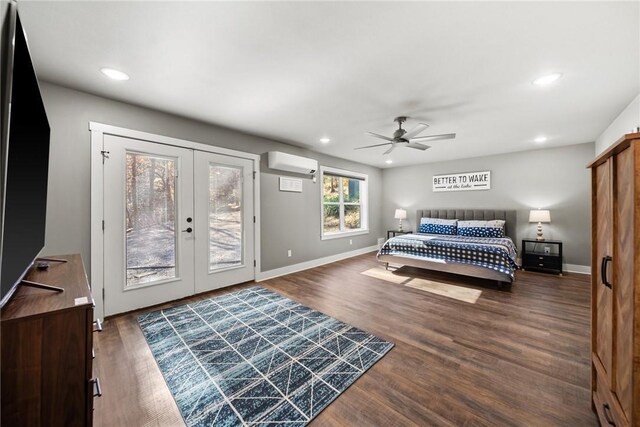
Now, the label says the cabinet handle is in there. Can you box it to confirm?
[602,403,616,426]
[93,318,103,332]
[91,378,102,397]
[601,256,612,289]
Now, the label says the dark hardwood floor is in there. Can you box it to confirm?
[93,253,597,426]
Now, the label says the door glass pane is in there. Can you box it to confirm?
[323,204,340,233]
[345,205,361,229]
[209,164,243,271]
[126,152,177,287]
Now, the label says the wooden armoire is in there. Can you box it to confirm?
[589,132,640,427]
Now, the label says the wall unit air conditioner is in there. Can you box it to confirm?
[268,151,318,175]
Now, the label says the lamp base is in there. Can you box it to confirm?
[398,219,403,232]
[536,222,544,241]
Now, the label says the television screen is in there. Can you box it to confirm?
[0,11,51,307]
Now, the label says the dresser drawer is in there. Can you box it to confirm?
[594,365,627,427]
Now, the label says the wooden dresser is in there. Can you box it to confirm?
[1,254,98,426]
[589,133,640,427]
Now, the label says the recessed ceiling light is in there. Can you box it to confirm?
[532,73,562,86]
[319,137,331,144]
[385,159,393,164]
[534,136,548,143]
[100,67,130,81]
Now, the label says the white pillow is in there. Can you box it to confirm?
[420,217,458,226]
[458,220,505,228]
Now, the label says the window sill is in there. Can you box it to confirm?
[321,229,369,241]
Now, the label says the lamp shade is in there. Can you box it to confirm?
[394,208,407,220]
[529,209,551,223]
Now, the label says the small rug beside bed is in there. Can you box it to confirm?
[361,266,483,304]
[137,287,393,426]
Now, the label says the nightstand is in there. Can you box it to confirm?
[521,239,563,275]
[387,230,412,239]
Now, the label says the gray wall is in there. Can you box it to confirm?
[595,93,640,155]
[382,143,594,267]
[39,82,383,277]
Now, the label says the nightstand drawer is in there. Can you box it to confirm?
[523,254,561,270]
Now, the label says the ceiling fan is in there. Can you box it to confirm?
[356,116,456,155]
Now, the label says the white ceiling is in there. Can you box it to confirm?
[18,1,640,168]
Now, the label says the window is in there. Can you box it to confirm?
[321,166,368,239]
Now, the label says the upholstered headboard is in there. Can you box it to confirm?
[416,209,517,238]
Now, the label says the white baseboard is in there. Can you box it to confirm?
[563,264,591,275]
[256,245,379,282]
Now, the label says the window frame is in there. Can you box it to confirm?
[320,166,369,240]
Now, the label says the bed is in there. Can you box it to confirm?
[377,209,519,287]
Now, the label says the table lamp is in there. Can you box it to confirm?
[394,208,407,231]
[529,209,551,241]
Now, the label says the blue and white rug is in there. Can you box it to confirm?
[138,286,394,426]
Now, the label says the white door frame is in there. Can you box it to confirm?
[89,122,261,320]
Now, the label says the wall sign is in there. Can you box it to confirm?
[432,170,491,192]
[279,176,303,192]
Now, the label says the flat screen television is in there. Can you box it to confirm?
[0,5,51,308]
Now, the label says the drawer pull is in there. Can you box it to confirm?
[538,263,544,267]
[92,348,95,359]
[91,378,102,398]
[539,256,544,260]
[93,318,103,332]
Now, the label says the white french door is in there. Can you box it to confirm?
[103,135,195,316]
[100,133,256,316]
[194,152,254,292]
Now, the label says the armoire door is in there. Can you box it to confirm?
[614,145,634,420]
[594,158,613,377]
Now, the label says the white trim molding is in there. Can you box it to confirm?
[256,245,378,282]
[563,264,591,275]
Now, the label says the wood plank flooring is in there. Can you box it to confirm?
[93,253,597,426]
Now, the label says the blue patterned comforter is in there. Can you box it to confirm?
[377,233,518,279]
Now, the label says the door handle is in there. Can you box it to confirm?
[602,403,616,426]
[182,227,193,233]
[601,256,612,289]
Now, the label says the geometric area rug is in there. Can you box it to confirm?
[138,286,394,426]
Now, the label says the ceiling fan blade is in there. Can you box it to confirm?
[354,142,392,150]
[401,123,429,141]
[365,132,394,142]
[411,133,456,143]
[383,143,396,155]
[406,142,431,151]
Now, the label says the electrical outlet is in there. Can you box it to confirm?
[544,246,551,254]
[287,250,292,257]
[349,239,353,245]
